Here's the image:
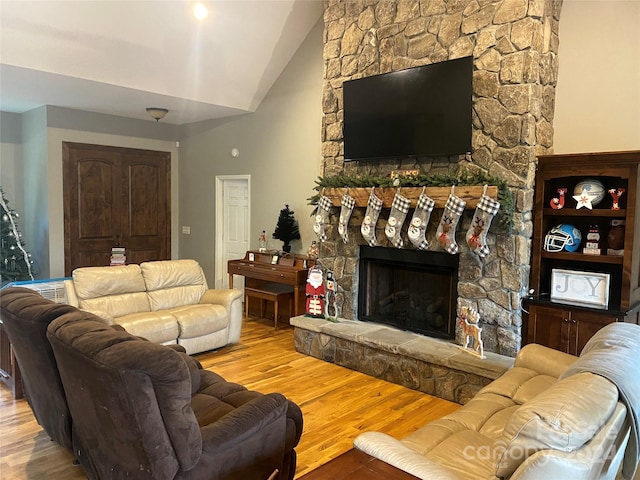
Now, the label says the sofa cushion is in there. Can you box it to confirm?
[141,260,207,310]
[148,286,206,311]
[80,292,152,319]
[140,260,208,298]
[426,430,496,480]
[169,304,228,339]
[73,264,147,299]
[494,371,619,477]
[116,311,179,344]
[478,366,557,405]
[402,391,516,456]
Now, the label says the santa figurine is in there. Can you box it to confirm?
[305,266,325,318]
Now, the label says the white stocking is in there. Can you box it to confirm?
[385,191,410,248]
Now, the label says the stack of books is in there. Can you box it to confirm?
[110,247,126,266]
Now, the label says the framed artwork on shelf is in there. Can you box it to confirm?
[550,269,610,308]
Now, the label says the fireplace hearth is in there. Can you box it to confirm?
[358,246,458,340]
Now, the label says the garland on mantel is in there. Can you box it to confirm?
[308,170,515,232]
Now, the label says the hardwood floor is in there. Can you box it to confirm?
[0,317,459,479]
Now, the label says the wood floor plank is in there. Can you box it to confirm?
[0,317,459,479]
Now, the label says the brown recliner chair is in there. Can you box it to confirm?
[0,287,78,452]
[47,310,303,480]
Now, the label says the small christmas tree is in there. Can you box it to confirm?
[0,187,35,285]
[273,204,300,253]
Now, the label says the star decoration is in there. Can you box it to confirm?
[573,188,598,209]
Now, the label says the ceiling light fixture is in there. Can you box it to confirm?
[193,3,208,20]
[146,107,169,122]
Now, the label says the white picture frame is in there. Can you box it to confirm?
[550,269,610,307]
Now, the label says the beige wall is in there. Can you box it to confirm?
[178,19,324,282]
[554,1,640,153]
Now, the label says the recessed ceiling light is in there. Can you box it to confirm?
[193,3,208,20]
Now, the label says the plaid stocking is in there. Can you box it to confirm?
[408,191,435,250]
[436,192,466,254]
[466,193,500,258]
[361,188,383,247]
[337,192,355,244]
[385,191,411,248]
[313,195,333,242]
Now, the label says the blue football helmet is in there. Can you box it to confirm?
[543,224,582,252]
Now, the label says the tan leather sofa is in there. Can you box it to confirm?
[354,322,640,480]
[65,259,243,355]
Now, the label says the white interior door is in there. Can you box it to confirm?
[215,175,250,289]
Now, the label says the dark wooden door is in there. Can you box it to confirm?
[63,142,170,275]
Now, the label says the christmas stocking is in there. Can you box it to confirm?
[361,188,383,247]
[313,194,333,242]
[466,192,500,258]
[436,191,466,254]
[385,191,411,248]
[408,190,435,250]
[337,191,355,244]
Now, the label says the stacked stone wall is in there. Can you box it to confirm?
[318,0,562,357]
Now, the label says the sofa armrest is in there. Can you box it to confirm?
[514,344,578,378]
[64,279,79,307]
[200,392,289,451]
[200,289,244,344]
[354,432,465,480]
[199,288,243,311]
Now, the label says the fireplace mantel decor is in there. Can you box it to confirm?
[309,171,515,231]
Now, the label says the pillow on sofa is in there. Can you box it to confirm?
[494,371,618,477]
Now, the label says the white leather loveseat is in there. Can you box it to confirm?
[354,322,640,480]
[65,259,243,355]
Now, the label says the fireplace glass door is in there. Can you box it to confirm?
[358,246,458,339]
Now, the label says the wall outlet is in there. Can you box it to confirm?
[182,226,191,234]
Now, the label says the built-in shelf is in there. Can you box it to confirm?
[540,251,624,264]
[543,208,626,218]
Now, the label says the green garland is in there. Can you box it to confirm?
[308,170,514,232]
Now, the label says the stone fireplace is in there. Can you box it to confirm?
[315,0,562,357]
[358,245,458,340]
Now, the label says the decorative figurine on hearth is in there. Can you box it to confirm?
[325,270,338,322]
[305,265,325,318]
[459,305,484,359]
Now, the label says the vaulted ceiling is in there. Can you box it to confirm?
[0,0,323,125]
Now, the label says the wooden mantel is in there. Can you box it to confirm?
[322,186,498,209]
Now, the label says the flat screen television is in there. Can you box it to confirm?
[343,56,473,161]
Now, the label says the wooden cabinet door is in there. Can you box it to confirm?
[528,303,619,354]
[571,310,618,355]
[528,304,568,352]
[63,142,170,275]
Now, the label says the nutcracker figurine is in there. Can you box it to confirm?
[305,265,325,318]
[325,270,338,321]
